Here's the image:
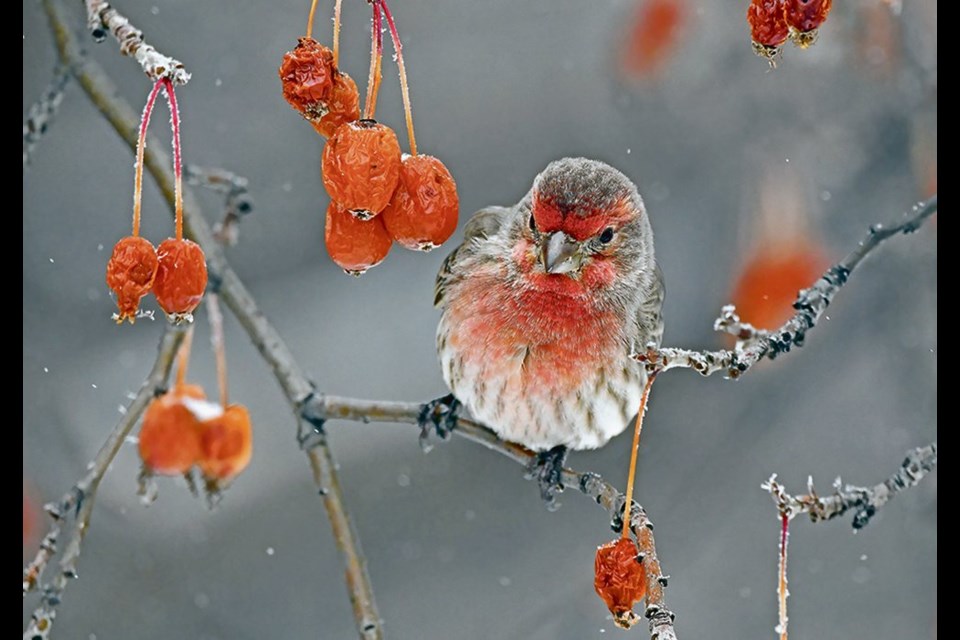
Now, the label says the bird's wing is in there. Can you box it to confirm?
[434,206,510,308]
[634,263,666,349]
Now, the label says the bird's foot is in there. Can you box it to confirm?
[417,393,462,452]
[525,445,568,511]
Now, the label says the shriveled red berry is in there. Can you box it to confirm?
[325,201,393,275]
[731,244,827,330]
[382,155,459,251]
[199,404,253,486]
[153,238,208,322]
[784,0,832,48]
[595,537,647,629]
[139,385,206,476]
[312,71,361,138]
[279,37,335,121]
[105,236,159,323]
[747,0,789,63]
[321,120,402,219]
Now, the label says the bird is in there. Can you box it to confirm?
[425,157,664,506]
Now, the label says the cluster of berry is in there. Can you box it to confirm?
[747,0,833,64]
[105,79,207,323]
[280,0,459,275]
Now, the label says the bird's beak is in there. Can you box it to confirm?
[540,232,583,275]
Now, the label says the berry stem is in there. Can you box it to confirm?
[161,79,184,241]
[176,325,194,387]
[380,0,417,156]
[621,371,657,539]
[132,80,164,237]
[333,0,343,66]
[305,0,320,39]
[207,293,229,408]
[362,1,384,120]
[777,513,790,640]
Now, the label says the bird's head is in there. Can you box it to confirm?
[510,158,654,295]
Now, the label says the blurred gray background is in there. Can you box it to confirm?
[23,0,936,638]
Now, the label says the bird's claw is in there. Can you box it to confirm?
[417,393,461,452]
[525,445,568,511]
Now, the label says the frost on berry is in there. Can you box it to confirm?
[153,238,208,323]
[279,37,336,121]
[312,71,361,138]
[321,120,402,218]
[595,537,647,629]
[105,236,159,324]
[382,155,459,251]
[325,201,393,275]
[199,404,253,490]
[747,0,789,64]
[784,0,832,48]
[138,385,206,476]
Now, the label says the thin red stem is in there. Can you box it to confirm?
[621,371,657,539]
[379,0,417,155]
[363,2,384,120]
[305,0,320,39]
[175,326,194,387]
[161,79,184,241]
[777,513,790,640]
[207,293,229,408]
[333,0,343,66]
[132,80,164,237]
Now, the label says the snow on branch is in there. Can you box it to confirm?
[23,66,70,168]
[636,195,938,378]
[764,442,937,530]
[84,0,190,84]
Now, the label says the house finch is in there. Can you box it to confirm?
[428,158,664,505]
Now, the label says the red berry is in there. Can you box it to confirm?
[321,120,402,219]
[312,71,361,138]
[382,155,459,251]
[784,0,832,48]
[731,243,827,330]
[139,385,206,475]
[105,236,159,323]
[325,201,393,275]
[619,0,687,79]
[153,238,208,322]
[747,0,789,62]
[279,38,336,121]
[595,537,647,629]
[199,404,253,486]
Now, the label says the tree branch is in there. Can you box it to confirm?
[184,164,252,246]
[764,442,937,530]
[23,325,186,639]
[83,0,190,84]
[23,66,70,168]
[43,1,381,637]
[636,196,938,378]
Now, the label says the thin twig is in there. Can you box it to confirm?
[84,0,190,84]
[764,442,937,530]
[43,2,382,637]
[636,196,938,378]
[184,165,252,246]
[23,326,186,639]
[302,395,679,640]
[23,66,70,167]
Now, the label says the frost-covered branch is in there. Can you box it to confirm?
[636,196,938,378]
[23,326,186,639]
[84,0,190,84]
[764,442,937,530]
[184,165,252,246]
[23,67,70,168]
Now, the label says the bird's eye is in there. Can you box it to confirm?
[599,227,615,244]
[529,214,537,232]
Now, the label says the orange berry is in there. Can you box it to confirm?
[620,0,686,79]
[747,0,789,61]
[199,404,253,485]
[731,244,827,330]
[595,537,647,629]
[321,120,402,219]
[279,38,336,121]
[325,201,393,275]
[784,0,832,48]
[153,238,208,321]
[139,390,204,476]
[311,71,361,138]
[382,155,459,251]
[105,236,159,323]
